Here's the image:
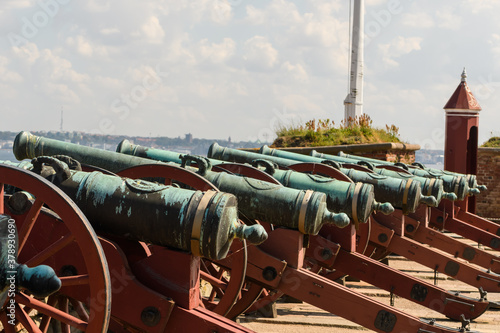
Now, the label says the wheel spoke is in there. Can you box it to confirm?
[58,297,71,333]
[24,233,75,267]
[0,311,17,333]
[15,303,43,333]
[60,274,90,287]
[16,293,87,331]
[70,299,90,322]
[200,271,227,290]
[18,199,44,253]
[39,295,57,333]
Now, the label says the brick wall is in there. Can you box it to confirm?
[476,148,500,218]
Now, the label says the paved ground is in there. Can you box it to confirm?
[237,234,500,333]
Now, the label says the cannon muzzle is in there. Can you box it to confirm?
[373,201,395,215]
[443,192,458,201]
[419,195,438,207]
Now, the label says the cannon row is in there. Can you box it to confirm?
[0,131,497,332]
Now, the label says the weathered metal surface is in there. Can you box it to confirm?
[13,132,349,235]
[202,169,348,234]
[312,150,461,201]
[0,214,61,303]
[208,143,428,214]
[2,157,264,261]
[117,140,394,225]
[259,145,444,207]
[336,151,482,198]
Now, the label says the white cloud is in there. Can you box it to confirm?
[378,36,423,67]
[141,16,165,44]
[211,0,234,24]
[462,0,500,14]
[243,36,279,71]
[245,1,302,26]
[84,0,111,13]
[100,28,119,35]
[401,12,434,28]
[66,35,93,56]
[281,61,308,83]
[490,34,500,57]
[12,42,40,64]
[198,38,235,64]
[38,82,81,104]
[280,94,323,113]
[37,49,90,83]
[0,0,35,10]
[436,10,461,30]
[0,57,23,83]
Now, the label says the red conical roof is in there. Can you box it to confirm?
[444,69,481,111]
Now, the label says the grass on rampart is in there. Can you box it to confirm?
[481,137,500,147]
[273,114,402,148]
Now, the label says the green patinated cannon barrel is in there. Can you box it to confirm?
[336,151,486,193]
[13,132,350,235]
[2,158,264,261]
[0,214,61,305]
[314,150,472,200]
[309,150,459,202]
[206,143,434,214]
[116,140,394,225]
[258,145,443,207]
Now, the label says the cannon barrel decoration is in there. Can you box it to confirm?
[207,143,430,214]
[117,140,394,224]
[13,132,350,234]
[314,150,472,200]
[1,158,266,261]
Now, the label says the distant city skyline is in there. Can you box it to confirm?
[1,1,499,149]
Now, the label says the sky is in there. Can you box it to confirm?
[1,0,499,150]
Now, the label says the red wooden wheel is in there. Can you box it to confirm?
[117,163,248,317]
[0,164,110,332]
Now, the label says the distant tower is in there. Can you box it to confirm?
[443,68,482,212]
[344,0,364,123]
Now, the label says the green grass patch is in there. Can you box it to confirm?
[273,115,402,148]
[481,136,500,147]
